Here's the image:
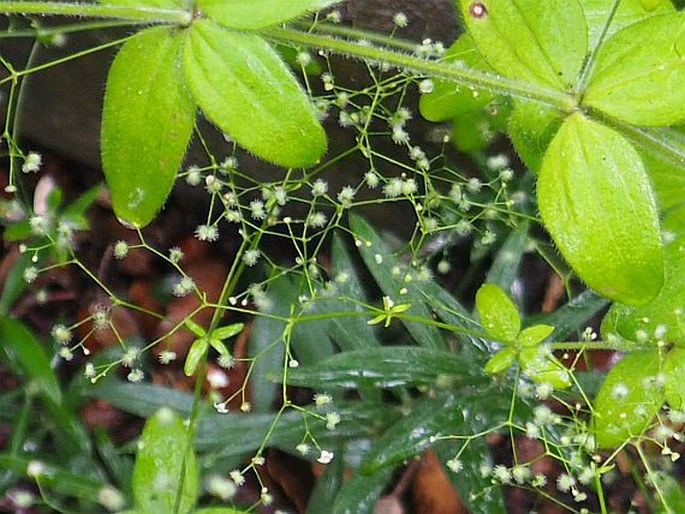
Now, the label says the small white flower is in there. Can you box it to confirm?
[393,12,408,27]
[317,450,334,464]
[296,443,310,455]
[214,402,229,414]
[229,470,245,486]
[325,412,341,430]
[314,393,332,407]
[127,369,144,383]
[242,249,261,267]
[195,224,219,242]
[158,350,177,364]
[446,458,463,473]
[311,179,329,197]
[556,473,576,492]
[113,240,129,259]
[22,152,42,173]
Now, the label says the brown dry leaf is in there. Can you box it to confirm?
[412,450,468,514]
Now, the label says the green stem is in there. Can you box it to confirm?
[263,26,578,112]
[0,1,192,24]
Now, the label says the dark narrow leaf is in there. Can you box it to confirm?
[183,19,326,168]
[349,214,445,349]
[102,26,196,227]
[486,220,529,292]
[526,290,609,340]
[282,347,483,389]
[0,316,61,404]
[332,466,395,514]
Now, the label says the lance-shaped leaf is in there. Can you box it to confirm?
[592,350,664,448]
[133,408,198,512]
[537,113,663,306]
[583,12,685,126]
[457,0,587,88]
[102,26,195,227]
[197,0,342,30]
[183,19,326,168]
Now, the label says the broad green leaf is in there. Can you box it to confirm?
[183,337,208,376]
[100,0,187,7]
[0,316,61,404]
[517,324,554,346]
[457,0,587,88]
[592,350,664,448]
[475,283,521,342]
[584,13,685,126]
[579,0,675,49]
[102,26,195,227]
[665,347,685,409]
[518,347,572,388]
[133,408,198,513]
[641,127,685,211]
[508,100,564,172]
[450,104,510,152]
[197,0,341,30]
[350,214,445,349]
[601,220,685,346]
[640,0,665,10]
[183,19,326,168]
[419,33,496,121]
[484,347,517,374]
[283,347,483,389]
[537,113,663,305]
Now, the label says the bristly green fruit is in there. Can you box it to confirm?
[537,113,664,306]
[183,19,327,168]
[101,26,196,228]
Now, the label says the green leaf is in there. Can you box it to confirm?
[518,347,572,388]
[484,347,517,374]
[182,19,326,168]
[184,337,208,376]
[0,316,61,404]
[102,26,196,227]
[537,113,664,306]
[457,0,587,88]
[359,395,462,475]
[517,324,554,347]
[475,283,521,342]
[592,350,664,448]
[332,466,395,514]
[665,347,685,409]
[307,443,345,513]
[283,347,484,389]
[579,0,675,49]
[194,509,249,514]
[583,12,685,126]
[600,224,685,346]
[508,100,564,172]
[418,33,496,121]
[655,474,685,514]
[210,323,244,341]
[350,214,445,349]
[100,0,187,7]
[197,0,342,30]
[133,408,198,514]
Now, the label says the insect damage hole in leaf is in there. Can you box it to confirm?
[101,26,196,228]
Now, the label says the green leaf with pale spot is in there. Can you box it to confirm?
[519,347,571,388]
[537,113,664,306]
[475,283,521,342]
[133,408,198,513]
[183,19,326,168]
[517,324,554,347]
[592,350,664,448]
[102,26,196,227]
[457,0,587,88]
[198,0,342,30]
[665,348,685,409]
[600,213,685,346]
[584,12,685,126]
